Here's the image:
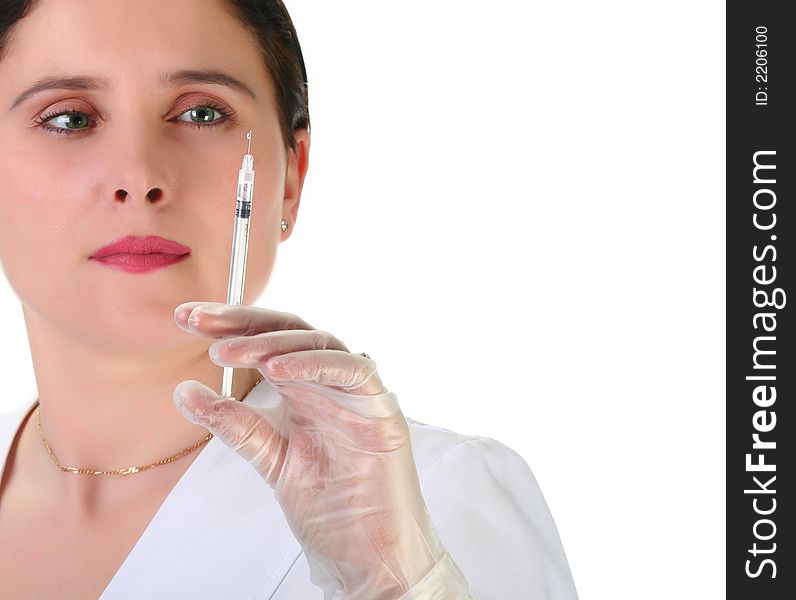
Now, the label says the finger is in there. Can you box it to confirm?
[265,349,386,395]
[209,329,349,368]
[172,380,286,486]
[174,302,313,337]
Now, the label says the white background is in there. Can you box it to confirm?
[1,1,726,598]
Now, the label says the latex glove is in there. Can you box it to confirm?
[172,302,474,600]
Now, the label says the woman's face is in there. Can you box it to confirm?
[0,0,303,352]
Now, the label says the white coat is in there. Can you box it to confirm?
[0,378,578,599]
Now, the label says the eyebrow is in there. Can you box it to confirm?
[9,69,258,111]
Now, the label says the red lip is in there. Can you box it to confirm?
[90,235,191,274]
[92,235,191,259]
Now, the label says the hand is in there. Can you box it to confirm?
[171,302,472,600]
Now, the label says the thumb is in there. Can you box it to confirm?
[173,380,286,486]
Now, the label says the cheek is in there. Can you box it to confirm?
[171,170,281,307]
[0,157,88,303]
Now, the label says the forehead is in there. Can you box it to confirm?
[1,0,269,98]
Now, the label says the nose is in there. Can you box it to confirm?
[103,124,174,207]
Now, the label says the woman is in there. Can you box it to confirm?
[0,1,578,598]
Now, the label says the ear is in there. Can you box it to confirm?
[281,127,311,241]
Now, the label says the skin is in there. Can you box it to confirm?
[0,0,309,518]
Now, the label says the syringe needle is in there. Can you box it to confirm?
[246,130,252,154]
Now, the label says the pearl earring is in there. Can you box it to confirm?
[280,219,289,232]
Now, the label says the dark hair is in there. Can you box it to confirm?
[0,0,310,153]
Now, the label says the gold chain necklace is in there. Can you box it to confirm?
[35,374,266,476]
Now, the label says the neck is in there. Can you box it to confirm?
[16,302,262,517]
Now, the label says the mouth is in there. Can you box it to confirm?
[90,235,191,274]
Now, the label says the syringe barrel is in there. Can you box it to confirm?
[236,161,254,218]
[225,215,251,305]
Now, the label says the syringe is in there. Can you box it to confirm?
[220,130,255,400]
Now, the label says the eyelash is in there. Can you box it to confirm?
[33,101,235,137]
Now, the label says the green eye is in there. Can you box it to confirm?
[176,103,232,129]
[180,106,221,124]
[36,111,93,133]
[54,113,90,130]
